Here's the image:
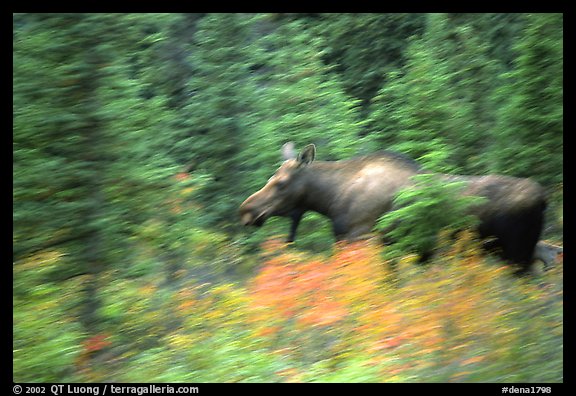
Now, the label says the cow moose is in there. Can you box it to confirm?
[239,143,547,274]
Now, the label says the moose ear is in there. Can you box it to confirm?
[281,142,297,160]
[297,144,316,166]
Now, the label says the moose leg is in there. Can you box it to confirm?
[534,241,563,270]
[485,207,544,275]
[287,209,305,243]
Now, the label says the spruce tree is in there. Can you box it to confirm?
[14,13,179,332]
[368,16,466,173]
[368,13,502,174]
[312,13,426,112]
[491,13,563,185]
[251,18,364,161]
[178,13,261,230]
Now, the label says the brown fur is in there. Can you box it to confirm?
[440,174,547,272]
[240,145,422,240]
[240,144,547,273]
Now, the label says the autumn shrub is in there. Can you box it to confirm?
[97,276,168,350]
[114,280,289,382]
[247,233,563,382]
[27,234,560,383]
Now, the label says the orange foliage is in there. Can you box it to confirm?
[83,333,112,353]
[249,239,384,330]
[247,232,540,378]
[248,238,401,352]
[152,231,561,382]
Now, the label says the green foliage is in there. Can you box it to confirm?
[178,14,261,227]
[120,335,285,382]
[368,38,463,172]
[313,13,426,110]
[491,13,563,185]
[251,19,365,161]
[13,252,85,382]
[13,14,178,259]
[375,173,486,257]
[368,13,504,174]
[13,13,562,383]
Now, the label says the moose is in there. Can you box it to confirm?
[239,143,547,274]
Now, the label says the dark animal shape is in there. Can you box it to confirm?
[239,143,546,273]
[439,174,546,272]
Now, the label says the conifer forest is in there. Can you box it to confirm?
[13,13,563,383]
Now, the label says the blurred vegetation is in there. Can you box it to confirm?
[376,173,487,259]
[13,13,562,382]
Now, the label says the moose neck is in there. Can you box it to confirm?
[298,161,346,218]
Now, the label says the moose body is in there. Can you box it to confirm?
[240,143,547,273]
[440,174,547,270]
[240,144,422,241]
